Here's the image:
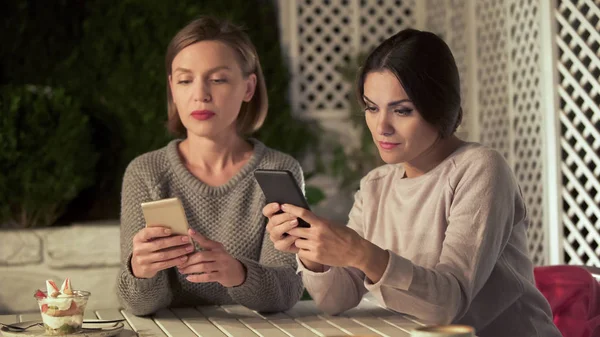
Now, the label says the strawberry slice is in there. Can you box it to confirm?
[41,304,49,313]
[34,289,47,299]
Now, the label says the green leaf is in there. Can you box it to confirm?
[305,185,326,206]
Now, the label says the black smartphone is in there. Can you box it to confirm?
[254,169,310,228]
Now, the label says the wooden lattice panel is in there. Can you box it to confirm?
[508,0,546,265]
[293,0,416,114]
[424,0,470,140]
[358,0,416,53]
[295,0,355,112]
[556,0,600,265]
[476,0,512,161]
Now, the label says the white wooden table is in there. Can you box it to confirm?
[0,298,424,337]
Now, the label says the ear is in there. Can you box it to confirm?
[243,74,257,102]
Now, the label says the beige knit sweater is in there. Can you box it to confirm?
[299,142,561,337]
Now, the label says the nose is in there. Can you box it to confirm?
[376,111,394,137]
[194,81,211,103]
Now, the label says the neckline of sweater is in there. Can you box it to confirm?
[166,138,266,197]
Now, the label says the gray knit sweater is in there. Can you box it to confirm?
[117,138,304,315]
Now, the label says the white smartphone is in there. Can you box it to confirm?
[141,197,190,236]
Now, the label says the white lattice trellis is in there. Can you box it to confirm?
[556,0,600,266]
[508,0,546,265]
[278,0,600,267]
[285,0,416,115]
[424,0,471,141]
[476,0,512,163]
[424,0,548,265]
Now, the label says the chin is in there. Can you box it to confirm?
[378,152,405,165]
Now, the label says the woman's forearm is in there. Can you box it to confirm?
[299,256,326,272]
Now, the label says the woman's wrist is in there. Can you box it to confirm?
[352,238,389,283]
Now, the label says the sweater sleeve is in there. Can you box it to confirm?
[364,151,520,324]
[227,160,304,312]
[298,185,369,315]
[116,160,174,316]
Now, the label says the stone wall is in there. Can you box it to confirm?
[0,222,121,314]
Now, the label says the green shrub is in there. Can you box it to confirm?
[57,0,323,217]
[1,1,324,223]
[0,85,98,227]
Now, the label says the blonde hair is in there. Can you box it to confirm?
[165,16,268,136]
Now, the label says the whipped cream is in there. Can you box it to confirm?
[41,312,83,329]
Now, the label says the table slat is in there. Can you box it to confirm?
[318,315,383,336]
[121,310,168,337]
[254,311,289,320]
[171,308,227,337]
[152,309,199,337]
[294,315,347,336]
[284,301,320,318]
[380,315,422,331]
[95,308,135,337]
[267,318,319,337]
[359,297,423,333]
[220,305,262,318]
[348,316,409,337]
[197,306,259,337]
[238,318,290,337]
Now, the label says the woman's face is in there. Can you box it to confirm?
[363,70,440,165]
[169,40,256,138]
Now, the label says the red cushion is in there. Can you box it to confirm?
[534,265,600,337]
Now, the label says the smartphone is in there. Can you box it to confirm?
[254,169,310,228]
[141,197,190,236]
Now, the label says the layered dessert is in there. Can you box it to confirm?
[34,278,90,335]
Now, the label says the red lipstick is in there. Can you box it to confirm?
[191,110,215,120]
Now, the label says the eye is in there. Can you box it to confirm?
[394,108,413,116]
[210,78,227,84]
[364,106,378,113]
[177,80,192,85]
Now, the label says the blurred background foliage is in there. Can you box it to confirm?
[0,0,325,227]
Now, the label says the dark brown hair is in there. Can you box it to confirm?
[165,16,268,136]
[357,28,462,138]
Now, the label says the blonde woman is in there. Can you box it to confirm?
[117,16,303,315]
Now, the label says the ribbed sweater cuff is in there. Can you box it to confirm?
[364,250,413,291]
[228,257,263,298]
[123,253,168,291]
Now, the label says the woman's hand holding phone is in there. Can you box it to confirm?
[265,203,372,272]
[177,229,246,288]
[264,203,301,254]
[131,226,195,279]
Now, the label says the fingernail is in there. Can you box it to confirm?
[164,229,171,235]
[281,204,287,210]
[181,255,188,261]
[291,219,298,225]
[189,229,196,235]
[273,204,279,210]
[186,246,194,252]
[182,236,189,242]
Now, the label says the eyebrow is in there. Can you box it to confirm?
[363,95,412,107]
[173,66,232,74]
